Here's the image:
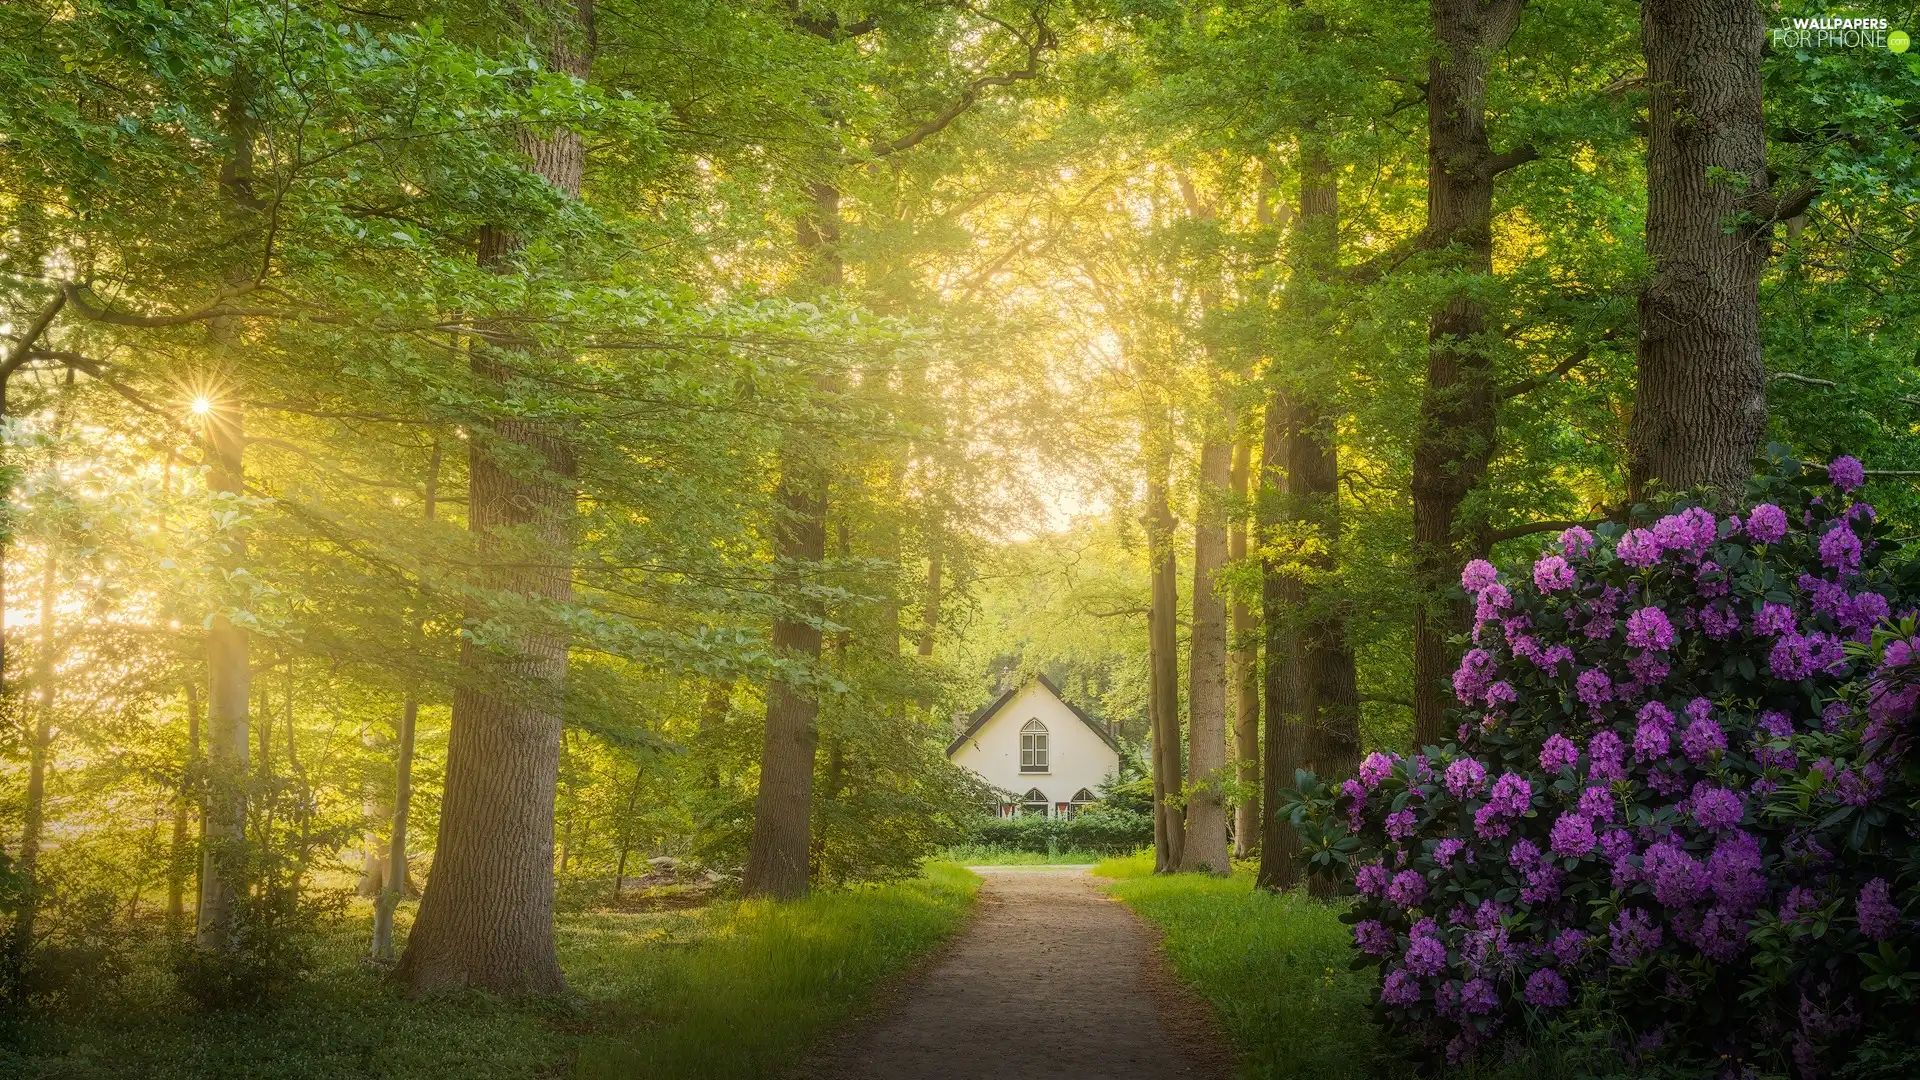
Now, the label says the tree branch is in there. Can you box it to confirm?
[1500,330,1615,400]
[1,291,66,380]
[1488,518,1603,544]
[1482,145,1539,179]
[869,12,1054,158]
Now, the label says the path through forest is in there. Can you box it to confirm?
[795,867,1234,1080]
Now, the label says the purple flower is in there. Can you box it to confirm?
[1633,712,1672,763]
[1758,710,1794,739]
[1539,734,1579,773]
[1617,528,1663,568]
[1644,841,1709,906]
[1524,968,1570,1009]
[1681,717,1726,764]
[1386,810,1417,841]
[1779,886,1818,923]
[1820,524,1863,573]
[1432,838,1466,869]
[1381,968,1423,1005]
[1678,904,1749,962]
[1461,559,1498,593]
[1472,805,1510,841]
[1484,681,1517,710]
[1508,838,1542,870]
[1770,633,1815,681]
[1460,977,1499,1015]
[1404,934,1448,976]
[1533,554,1575,592]
[1801,574,1848,617]
[1359,751,1395,789]
[1747,503,1789,544]
[1653,508,1718,560]
[1626,607,1675,651]
[1627,653,1670,686]
[1550,812,1597,858]
[1453,648,1496,704]
[1857,879,1900,940]
[1560,526,1596,557]
[1355,863,1390,897]
[1690,783,1744,831]
[1588,731,1626,782]
[1707,831,1766,913]
[1487,772,1532,817]
[1754,602,1796,637]
[1829,455,1865,492]
[1551,929,1590,967]
[1610,908,1664,965]
[1355,919,1395,955]
[1444,758,1488,799]
[1699,604,1740,639]
[1578,784,1616,823]
[1576,668,1614,709]
[1841,590,1890,637]
[1387,869,1429,907]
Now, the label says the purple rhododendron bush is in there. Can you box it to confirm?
[1284,455,1920,1077]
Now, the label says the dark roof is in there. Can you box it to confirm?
[945,673,1121,757]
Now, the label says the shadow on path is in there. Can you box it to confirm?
[794,867,1234,1080]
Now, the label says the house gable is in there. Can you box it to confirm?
[946,676,1120,812]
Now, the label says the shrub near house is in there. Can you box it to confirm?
[1287,454,1920,1075]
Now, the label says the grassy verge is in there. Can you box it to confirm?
[1101,861,1413,1080]
[940,843,1120,865]
[8,863,979,1080]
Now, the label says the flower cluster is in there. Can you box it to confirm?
[1289,454,1920,1073]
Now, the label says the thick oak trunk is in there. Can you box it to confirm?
[1180,421,1232,875]
[198,406,250,951]
[742,181,841,900]
[1410,0,1527,748]
[1229,439,1260,860]
[1147,463,1185,873]
[1256,398,1304,890]
[1630,0,1769,503]
[397,0,589,996]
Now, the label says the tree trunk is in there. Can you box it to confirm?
[1230,440,1260,860]
[918,546,940,657]
[610,765,645,903]
[8,527,61,976]
[167,683,201,935]
[742,179,841,901]
[1629,0,1769,504]
[197,403,250,951]
[1179,414,1232,876]
[1257,396,1305,891]
[371,443,437,961]
[1410,0,1528,748]
[396,0,590,996]
[1147,462,1185,873]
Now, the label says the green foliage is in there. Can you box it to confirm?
[963,805,1154,856]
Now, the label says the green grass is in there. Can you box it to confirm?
[939,843,1117,865]
[7,863,980,1080]
[1103,866,1414,1080]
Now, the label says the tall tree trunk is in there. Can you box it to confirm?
[397,0,590,996]
[1147,459,1185,874]
[1229,439,1260,860]
[1257,396,1305,890]
[1630,0,1769,503]
[371,443,437,961]
[742,179,840,901]
[1410,0,1529,748]
[918,546,940,657]
[167,684,201,935]
[9,519,62,976]
[1180,412,1232,876]
[610,764,645,903]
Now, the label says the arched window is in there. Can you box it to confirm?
[1021,787,1049,817]
[1020,719,1049,772]
[1070,788,1098,804]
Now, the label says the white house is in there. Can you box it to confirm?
[947,674,1121,817]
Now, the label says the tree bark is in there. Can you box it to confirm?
[1629,0,1769,504]
[8,519,62,976]
[1257,396,1305,890]
[1410,0,1528,748]
[371,443,437,961]
[167,684,201,935]
[1179,411,1232,876]
[1146,457,1184,873]
[917,546,941,657]
[197,402,250,952]
[1229,439,1260,860]
[741,179,841,901]
[397,0,590,996]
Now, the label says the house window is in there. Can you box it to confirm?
[1020,719,1049,772]
[1021,788,1049,817]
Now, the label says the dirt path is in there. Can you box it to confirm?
[795,867,1234,1080]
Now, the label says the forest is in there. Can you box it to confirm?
[2,0,1919,1078]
